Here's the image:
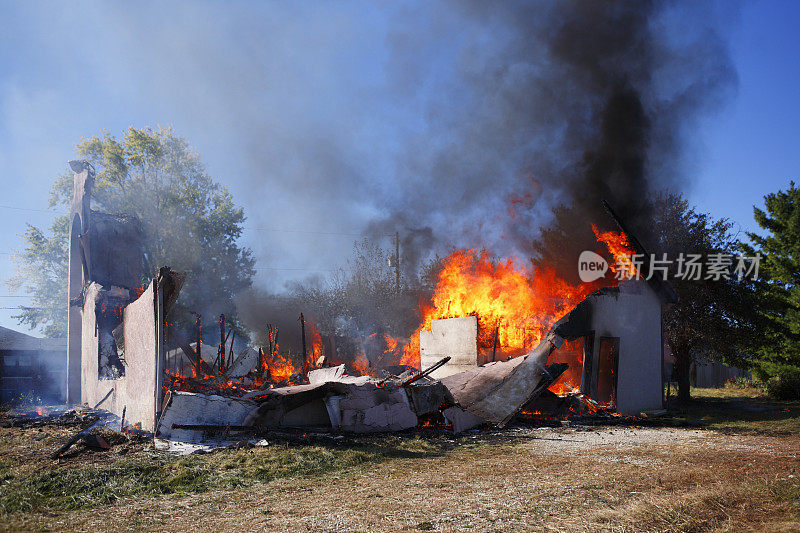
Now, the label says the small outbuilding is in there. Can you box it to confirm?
[0,325,65,403]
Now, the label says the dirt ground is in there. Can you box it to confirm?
[1,389,799,532]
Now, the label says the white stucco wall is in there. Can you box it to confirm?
[81,280,161,431]
[586,280,663,414]
[420,316,479,378]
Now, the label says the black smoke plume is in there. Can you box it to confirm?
[372,0,737,271]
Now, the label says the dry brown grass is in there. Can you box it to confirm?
[1,424,798,532]
[664,387,800,436]
[2,391,799,532]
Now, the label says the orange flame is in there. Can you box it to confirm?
[401,226,636,372]
[547,338,584,394]
[591,224,639,279]
[365,332,404,370]
[384,334,398,353]
[308,321,324,365]
[132,285,147,299]
[263,347,296,383]
[401,251,597,368]
[350,351,376,377]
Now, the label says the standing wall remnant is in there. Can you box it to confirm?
[420,316,479,379]
[65,159,182,431]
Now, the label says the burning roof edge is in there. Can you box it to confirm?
[602,199,678,305]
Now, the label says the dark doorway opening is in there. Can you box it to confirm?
[596,337,619,407]
[580,333,595,396]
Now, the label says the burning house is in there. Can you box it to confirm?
[421,277,674,415]
[64,158,675,445]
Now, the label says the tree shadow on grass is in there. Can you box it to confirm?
[648,393,800,436]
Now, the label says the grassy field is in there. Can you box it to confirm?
[0,388,798,532]
[663,386,800,436]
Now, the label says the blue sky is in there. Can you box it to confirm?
[0,1,798,335]
[693,0,800,240]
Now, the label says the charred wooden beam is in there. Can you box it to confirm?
[227,330,236,373]
[491,325,499,362]
[218,314,226,372]
[179,343,212,376]
[52,418,102,458]
[92,388,114,409]
[257,347,265,377]
[213,328,234,372]
[195,313,202,373]
[299,313,307,375]
[401,356,452,387]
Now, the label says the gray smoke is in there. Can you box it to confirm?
[50,2,738,334]
[231,0,737,339]
[365,0,737,267]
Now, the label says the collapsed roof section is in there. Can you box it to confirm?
[155,360,553,442]
[439,332,563,427]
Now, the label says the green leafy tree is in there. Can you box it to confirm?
[9,219,69,337]
[650,193,760,403]
[745,181,800,378]
[8,126,255,338]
